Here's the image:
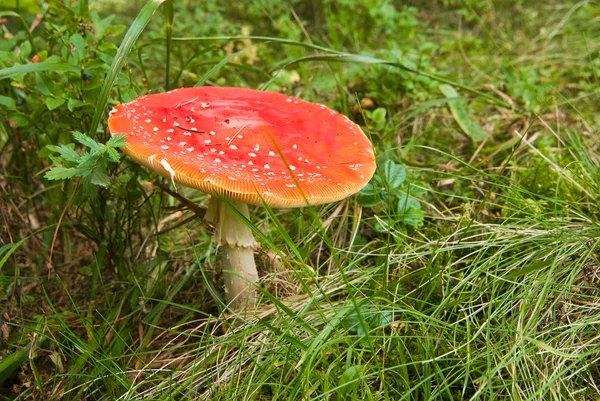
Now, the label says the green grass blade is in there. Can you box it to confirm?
[0,63,80,81]
[164,0,173,90]
[87,0,166,138]
[0,348,29,384]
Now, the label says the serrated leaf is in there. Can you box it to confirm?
[46,144,80,163]
[439,84,488,143]
[106,147,122,163]
[383,160,407,188]
[73,131,101,151]
[107,134,127,148]
[45,97,65,111]
[45,166,78,180]
[89,169,110,187]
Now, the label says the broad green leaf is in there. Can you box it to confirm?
[69,33,86,61]
[35,73,52,96]
[337,365,362,399]
[45,97,65,111]
[7,113,28,127]
[439,84,488,143]
[20,40,32,59]
[383,160,407,188]
[397,195,421,214]
[0,95,16,109]
[67,98,87,111]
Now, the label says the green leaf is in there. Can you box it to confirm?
[89,168,110,187]
[69,33,86,61]
[88,0,167,137]
[383,160,407,188]
[7,113,28,127]
[73,131,101,151]
[19,40,32,59]
[107,134,127,148]
[397,195,421,214]
[439,84,488,143]
[67,98,87,111]
[45,166,78,181]
[35,73,52,96]
[337,365,362,399]
[46,144,80,163]
[371,107,386,122]
[0,95,16,109]
[45,97,65,111]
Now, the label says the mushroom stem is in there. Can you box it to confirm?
[205,197,259,310]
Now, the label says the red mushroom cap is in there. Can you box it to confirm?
[108,87,376,208]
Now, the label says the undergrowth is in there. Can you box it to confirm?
[1,0,599,400]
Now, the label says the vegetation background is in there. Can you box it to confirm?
[1,0,599,399]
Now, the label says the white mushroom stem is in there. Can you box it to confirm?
[204,197,259,310]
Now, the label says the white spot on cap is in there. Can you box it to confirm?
[268,151,275,156]
[214,158,221,163]
[248,152,257,157]
[292,144,297,149]
[204,139,211,144]
[201,102,210,108]
[289,165,296,170]
[230,145,238,150]
[161,145,169,150]
[264,164,271,169]
[253,144,260,151]
[186,147,194,152]
[153,127,159,132]
[145,118,151,123]
[209,131,216,136]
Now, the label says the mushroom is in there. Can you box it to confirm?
[107,87,376,310]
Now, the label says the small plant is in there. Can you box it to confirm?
[358,159,425,229]
[43,131,126,198]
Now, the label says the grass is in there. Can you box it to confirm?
[1,0,600,400]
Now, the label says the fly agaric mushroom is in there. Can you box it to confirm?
[108,87,376,310]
